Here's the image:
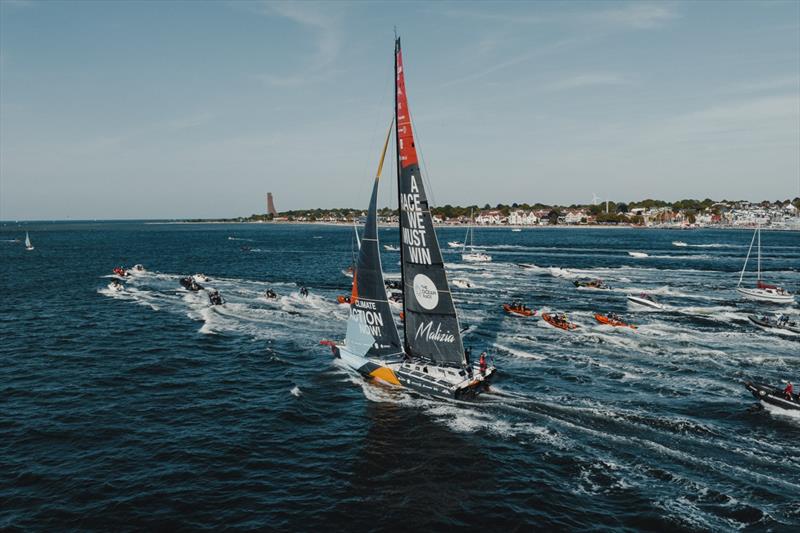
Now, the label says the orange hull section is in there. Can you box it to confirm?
[503,304,535,317]
[542,313,578,331]
[594,313,637,329]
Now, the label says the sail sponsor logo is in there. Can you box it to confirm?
[414,320,456,344]
[350,304,384,337]
[401,175,432,265]
[412,273,438,310]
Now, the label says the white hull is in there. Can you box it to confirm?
[672,241,687,247]
[452,279,472,289]
[627,295,664,309]
[737,287,795,304]
[628,252,648,258]
[462,252,492,262]
[335,344,495,399]
[448,241,462,248]
[25,246,34,251]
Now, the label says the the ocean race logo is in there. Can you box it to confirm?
[412,273,438,310]
[414,321,455,344]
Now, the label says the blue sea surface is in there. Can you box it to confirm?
[2,221,799,530]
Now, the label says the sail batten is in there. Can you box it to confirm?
[394,38,466,367]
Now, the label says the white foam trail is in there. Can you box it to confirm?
[290,386,302,397]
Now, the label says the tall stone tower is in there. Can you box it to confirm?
[266,193,277,216]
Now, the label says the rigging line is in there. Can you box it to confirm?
[408,111,439,209]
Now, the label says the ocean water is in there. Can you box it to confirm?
[2,222,799,530]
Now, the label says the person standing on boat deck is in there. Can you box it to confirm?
[479,352,487,376]
[784,381,794,400]
[464,348,473,377]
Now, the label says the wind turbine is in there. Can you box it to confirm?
[592,193,609,214]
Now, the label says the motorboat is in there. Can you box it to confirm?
[180,276,203,291]
[337,295,352,305]
[503,304,535,317]
[744,381,800,412]
[736,226,795,304]
[573,278,609,290]
[628,251,648,258]
[112,266,129,277]
[594,313,637,329]
[264,289,278,300]
[511,228,522,232]
[208,289,224,306]
[541,312,578,331]
[383,244,399,251]
[448,241,462,248]
[107,280,124,292]
[342,266,355,278]
[672,241,688,247]
[193,273,210,282]
[627,293,664,309]
[748,314,800,334]
[131,264,145,273]
[384,279,402,290]
[452,279,472,289]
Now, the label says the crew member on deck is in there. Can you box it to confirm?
[479,352,487,376]
[464,348,473,377]
[784,381,794,400]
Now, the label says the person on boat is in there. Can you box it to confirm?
[479,352,487,376]
[464,348,473,377]
[300,286,309,297]
[265,289,277,299]
[784,381,794,400]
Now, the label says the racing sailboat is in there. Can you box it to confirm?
[325,36,496,399]
[736,226,794,304]
[24,232,34,251]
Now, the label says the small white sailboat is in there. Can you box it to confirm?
[462,210,492,262]
[383,244,399,251]
[24,232,34,251]
[511,228,522,232]
[448,241,462,248]
[736,226,794,304]
[628,251,648,258]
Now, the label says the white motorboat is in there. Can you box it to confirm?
[448,241,463,248]
[627,293,664,309]
[628,251,648,258]
[672,241,687,247]
[383,244,399,251]
[736,226,795,304]
[452,278,472,289]
[193,273,210,282]
[107,280,124,292]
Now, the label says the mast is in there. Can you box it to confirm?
[757,225,761,281]
[738,226,757,288]
[394,35,408,354]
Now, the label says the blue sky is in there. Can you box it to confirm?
[1,0,798,220]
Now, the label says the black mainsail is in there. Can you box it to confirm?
[345,121,404,361]
[394,38,466,367]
